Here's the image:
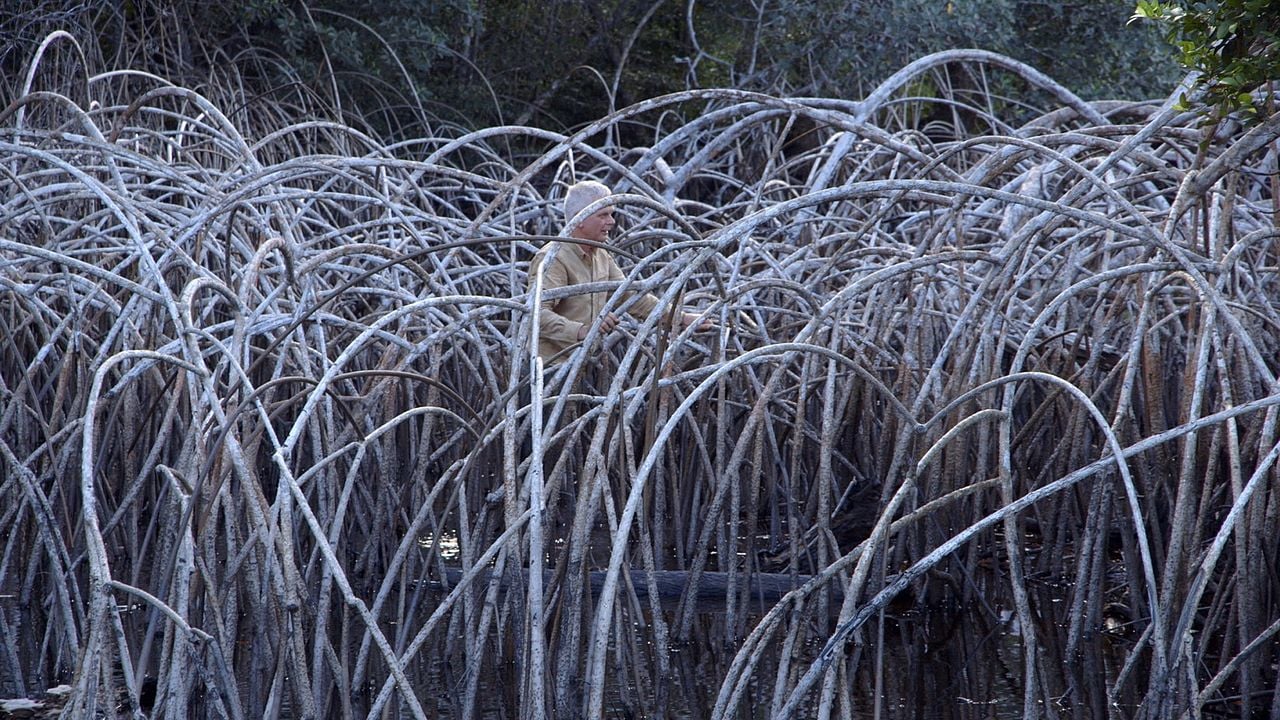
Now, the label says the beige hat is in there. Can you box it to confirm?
[562,180,611,223]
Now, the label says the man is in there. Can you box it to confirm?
[527,180,706,365]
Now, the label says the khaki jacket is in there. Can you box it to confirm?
[528,241,660,364]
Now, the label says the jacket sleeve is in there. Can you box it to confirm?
[530,251,584,346]
[608,254,661,320]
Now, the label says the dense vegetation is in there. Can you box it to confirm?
[2,4,1279,720]
[2,0,1182,134]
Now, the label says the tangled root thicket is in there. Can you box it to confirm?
[2,36,1279,720]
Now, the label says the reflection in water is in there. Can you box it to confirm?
[417,564,1138,719]
[419,530,461,561]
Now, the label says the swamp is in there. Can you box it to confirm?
[1,6,1280,720]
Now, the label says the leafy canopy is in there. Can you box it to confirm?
[1133,0,1280,118]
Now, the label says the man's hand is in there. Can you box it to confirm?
[682,311,714,332]
[577,312,620,340]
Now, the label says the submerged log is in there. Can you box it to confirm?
[424,567,843,610]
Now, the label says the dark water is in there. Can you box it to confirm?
[1,562,1136,719]
[409,565,1135,720]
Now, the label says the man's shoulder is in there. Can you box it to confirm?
[534,240,586,266]
[532,239,569,260]
[530,241,578,280]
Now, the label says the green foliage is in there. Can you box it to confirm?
[1132,0,1280,118]
[215,0,483,127]
[470,0,692,128]
[687,0,1179,102]
[219,0,696,132]
[6,0,1184,135]
[1016,1,1180,101]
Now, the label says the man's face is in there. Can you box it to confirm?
[572,206,616,243]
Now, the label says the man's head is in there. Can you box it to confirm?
[563,180,615,243]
